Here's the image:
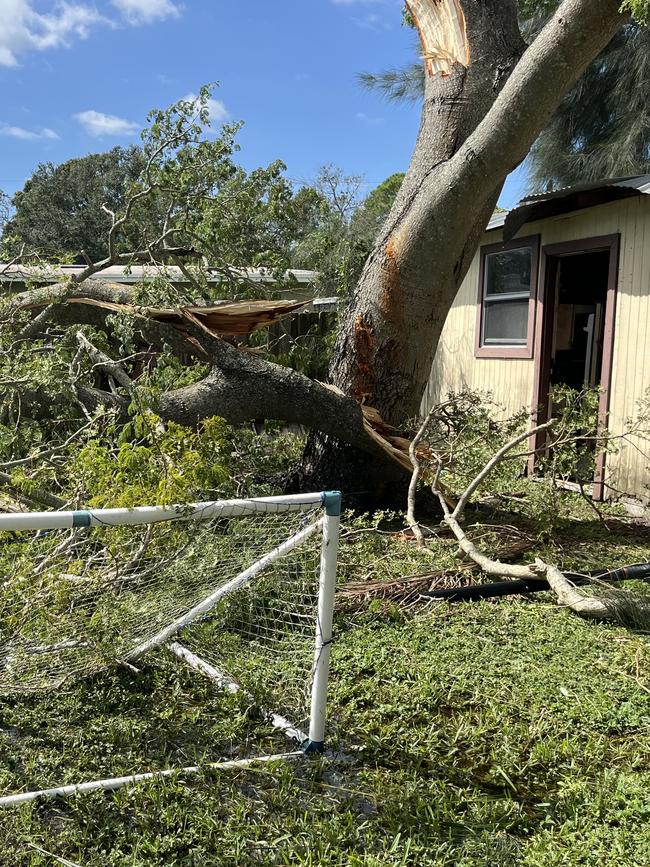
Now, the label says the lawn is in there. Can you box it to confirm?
[2,496,650,866]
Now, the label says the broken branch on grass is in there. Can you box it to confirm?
[407,405,440,547]
[405,407,623,620]
[424,418,612,620]
[451,419,556,521]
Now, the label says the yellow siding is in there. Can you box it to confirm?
[424,196,650,501]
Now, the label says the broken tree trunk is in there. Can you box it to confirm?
[299,0,627,499]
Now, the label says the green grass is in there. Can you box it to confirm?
[2,496,650,865]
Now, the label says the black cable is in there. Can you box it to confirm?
[420,562,650,602]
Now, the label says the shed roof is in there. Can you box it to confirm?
[0,263,317,287]
[488,174,650,240]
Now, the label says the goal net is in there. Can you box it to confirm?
[0,492,340,803]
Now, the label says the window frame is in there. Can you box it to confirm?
[475,234,540,359]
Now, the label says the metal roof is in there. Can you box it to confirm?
[0,263,317,286]
[488,175,650,240]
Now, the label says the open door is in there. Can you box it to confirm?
[531,235,620,500]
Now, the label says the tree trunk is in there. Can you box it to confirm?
[300,0,627,500]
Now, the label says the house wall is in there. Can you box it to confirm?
[424,195,650,501]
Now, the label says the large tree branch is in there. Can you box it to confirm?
[56,321,392,461]
[156,352,381,456]
[10,278,138,310]
[7,279,207,359]
[407,0,628,262]
[4,273,412,465]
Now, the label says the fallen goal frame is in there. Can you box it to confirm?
[0,490,341,807]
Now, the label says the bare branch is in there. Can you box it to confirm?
[15,302,60,342]
[407,406,438,546]
[452,419,556,520]
[406,403,456,546]
[76,332,134,392]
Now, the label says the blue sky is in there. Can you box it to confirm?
[0,0,527,208]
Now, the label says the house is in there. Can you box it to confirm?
[424,175,650,502]
[0,263,318,300]
[0,261,331,348]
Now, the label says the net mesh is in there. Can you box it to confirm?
[0,502,323,733]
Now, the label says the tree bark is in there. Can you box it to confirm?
[332,0,525,423]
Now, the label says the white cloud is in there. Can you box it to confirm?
[0,124,59,140]
[0,0,182,67]
[73,91,227,141]
[331,0,396,28]
[355,12,390,28]
[0,0,103,67]
[111,0,180,24]
[74,109,139,137]
[182,92,228,125]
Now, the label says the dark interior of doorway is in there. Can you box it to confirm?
[545,249,611,485]
[550,250,610,391]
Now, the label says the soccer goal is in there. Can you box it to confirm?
[0,491,341,807]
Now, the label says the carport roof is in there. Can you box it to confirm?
[487,175,650,240]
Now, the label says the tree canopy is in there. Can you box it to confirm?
[2,146,147,262]
[2,89,322,299]
[291,167,405,298]
[0,0,633,508]
[624,0,650,24]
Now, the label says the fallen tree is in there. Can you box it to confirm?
[2,2,646,504]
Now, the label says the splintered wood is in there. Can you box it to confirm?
[26,296,308,338]
[406,0,470,77]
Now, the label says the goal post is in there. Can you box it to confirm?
[0,491,333,532]
[304,490,341,753]
[0,491,342,806]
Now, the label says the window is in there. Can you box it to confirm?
[475,236,539,359]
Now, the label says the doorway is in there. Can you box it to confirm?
[531,235,620,499]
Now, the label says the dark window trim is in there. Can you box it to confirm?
[475,235,540,359]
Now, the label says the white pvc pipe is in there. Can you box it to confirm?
[306,512,340,750]
[0,493,324,533]
[127,518,323,660]
[168,642,308,744]
[0,752,303,807]
[168,642,239,693]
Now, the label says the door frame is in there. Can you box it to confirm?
[529,233,620,501]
